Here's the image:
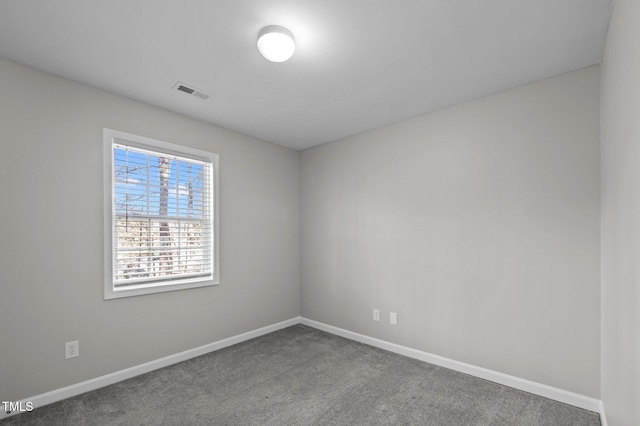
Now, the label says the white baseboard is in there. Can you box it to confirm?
[1,317,300,420]
[599,400,608,426]
[300,317,603,415]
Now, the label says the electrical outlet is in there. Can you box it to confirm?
[65,341,79,359]
[390,312,398,325]
[373,309,380,321]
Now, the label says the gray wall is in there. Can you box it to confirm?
[301,66,601,398]
[601,0,640,424]
[0,56,606,405]
[0,59,301,401]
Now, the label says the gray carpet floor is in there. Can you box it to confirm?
[2,325,601,425]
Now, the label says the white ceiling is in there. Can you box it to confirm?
[0,0,613,150]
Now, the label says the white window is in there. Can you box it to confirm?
[103,129,219,299]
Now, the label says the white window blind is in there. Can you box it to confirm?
[104,129,219,299]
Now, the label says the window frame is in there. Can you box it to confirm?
[103,128,220,299]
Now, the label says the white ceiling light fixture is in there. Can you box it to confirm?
[257,25,295,62]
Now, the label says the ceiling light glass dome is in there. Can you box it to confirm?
[257,26,295,62]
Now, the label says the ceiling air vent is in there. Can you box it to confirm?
[172,82,211,100]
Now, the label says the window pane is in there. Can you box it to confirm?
[114,218,211,286]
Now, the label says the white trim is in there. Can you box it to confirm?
[299,318,603,414]
[599,400,608,426]
[1,317,300,420]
